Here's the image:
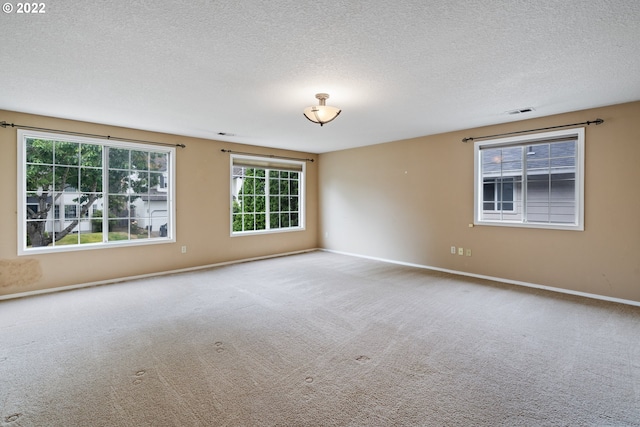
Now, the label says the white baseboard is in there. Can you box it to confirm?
[321,249,640,308]
[5,248,638,308]
[0,248,320,301]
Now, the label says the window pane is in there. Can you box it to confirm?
[108,220,130,241]
[482,149,503,175]
[243,214,255,231]
[526,176,550,223]
[26,139,53,164]
[108,195,129,217]
[550,141,575,158]
[54,141,79,166]
[109,170,129,194]
[550,201,576,223]
[26,164,53,192]
[270,196,279,212]
[109,148,130,169]
[80,167,102,192]
[255,214,266,230]
[130,171,149,194]
[150,172,165,190]
[500,147,523,175]
[233,214,243,232]
[256,196,266,212]
[269,178,279,195]
[25,220,49,247]
[65,203,78,219]
[280,213,290,228]
[150,152,167,172]
[501,180,514,210]
[131,218,148,239]
[528,143,549,158]
[54,166,79,191]
[79,220,101,244]
[131,150,149,171]
[280,179,290,194]
[80,144,102,167]
[483,181,495,210]
[255,177,266,194]
[280,196,290,211]
[150,218,169,238]
[242,195,255,212]
[270,213,279,229]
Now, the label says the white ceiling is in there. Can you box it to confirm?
[2,0,639,153]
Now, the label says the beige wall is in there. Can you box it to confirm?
[318,101,640,303]
[0,110,319,296]
[3,102,639,302]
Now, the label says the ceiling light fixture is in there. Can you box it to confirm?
[303,93,341,126]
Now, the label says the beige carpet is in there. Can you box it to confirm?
[1,251,639,426]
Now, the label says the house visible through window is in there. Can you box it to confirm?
[18,129,175,254]
[230,154,305,234]
[483,178,514,211]
[474,128,584,230]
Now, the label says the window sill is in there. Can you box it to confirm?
[474,220,583,231]
[231,227,305,237]
[19,237,175,256]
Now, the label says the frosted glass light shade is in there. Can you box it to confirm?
[303,93,341,126]
[303,105,341,126]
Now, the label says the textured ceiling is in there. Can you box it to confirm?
[2,0,639,153]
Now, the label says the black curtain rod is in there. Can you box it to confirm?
[0,121,186,148]
[221,149,314,163]
[461,118,604,143]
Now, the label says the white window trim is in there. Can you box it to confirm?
[229,154,306,236]
[17,129,176,255]
[473,127,585,231]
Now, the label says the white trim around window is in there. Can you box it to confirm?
[17,129,176,255]
[473,127,585,231]
[230,154,305,236]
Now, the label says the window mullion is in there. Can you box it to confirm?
[265,169,271,230]
[499,157,504,221]
[102,147,109,243]
[547,153,552,224]
[522,145,528,223]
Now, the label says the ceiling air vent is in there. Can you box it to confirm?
[507,107,535,115]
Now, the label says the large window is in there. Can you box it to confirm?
[474,128,584,230]
[18,130,175,254]
[231,155,305,235]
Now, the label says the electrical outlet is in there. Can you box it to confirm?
[450,246,456,254]
[181,246,187,254]
[466,249,472,257]
[458,247,464,256]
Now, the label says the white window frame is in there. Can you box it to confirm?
[17,129,176,255]
[230,154,305,236]
[473,128,584,231]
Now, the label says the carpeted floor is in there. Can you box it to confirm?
[1,251,639,426]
